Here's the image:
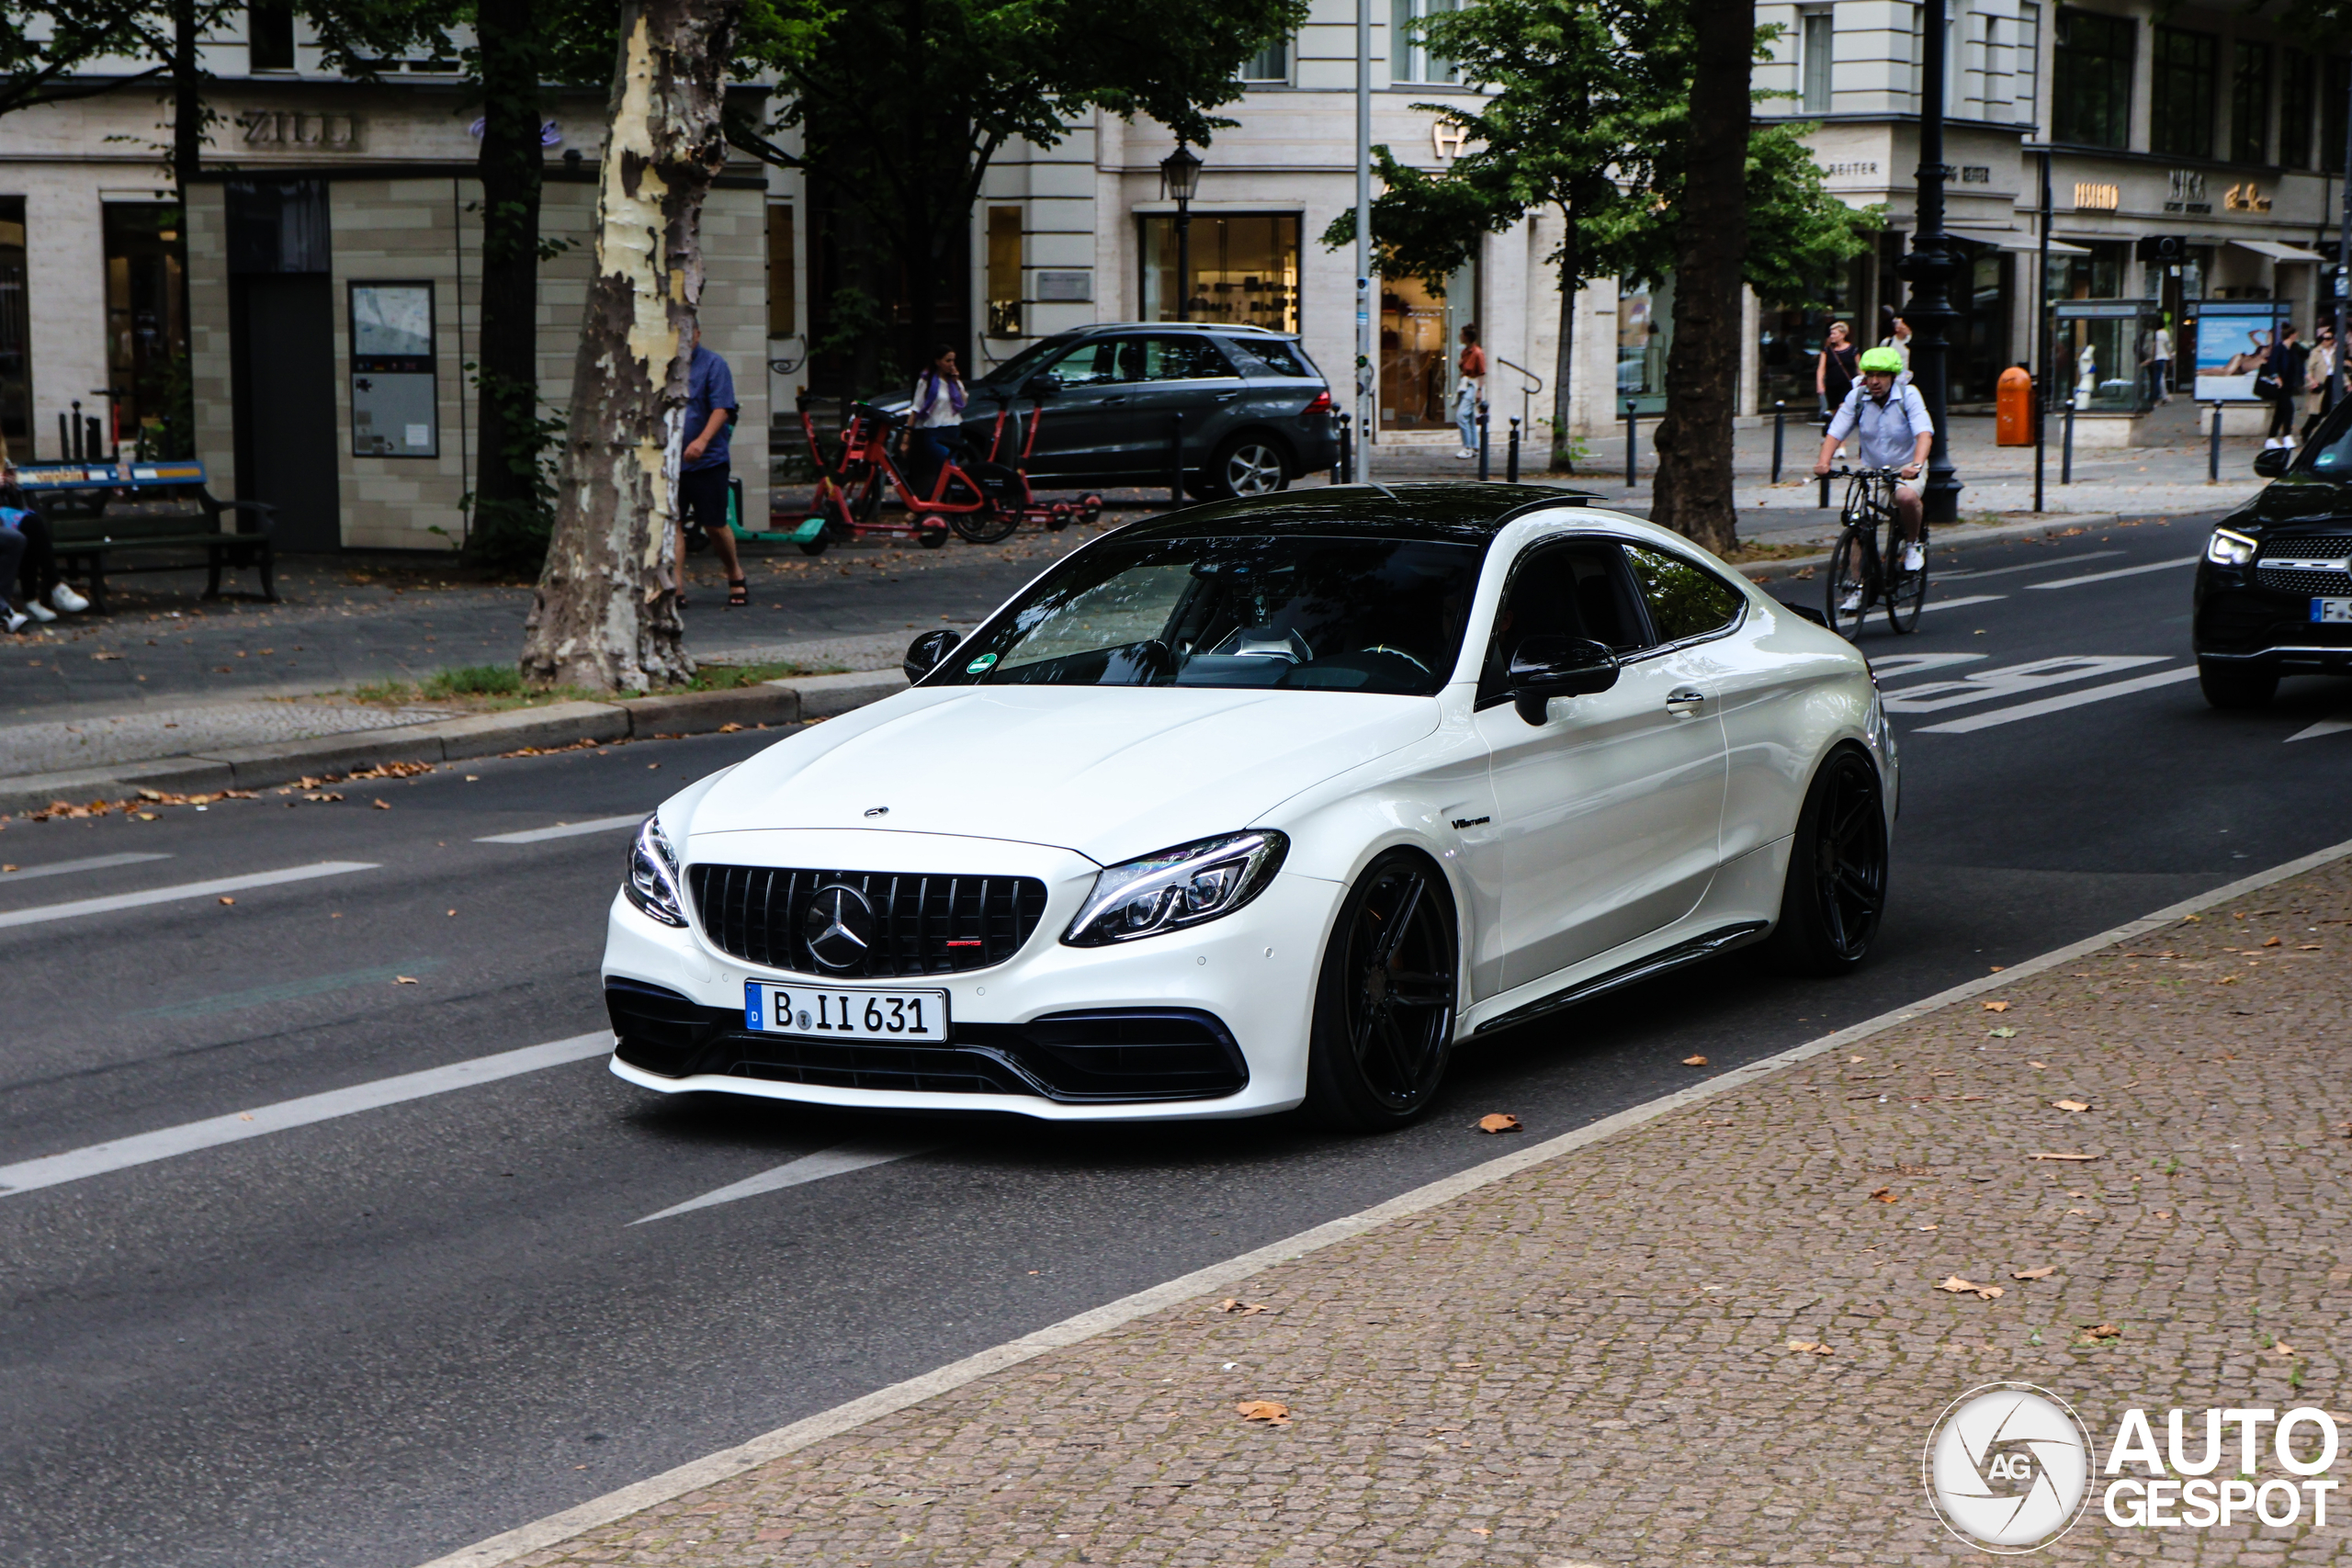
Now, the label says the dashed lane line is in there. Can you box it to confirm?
[0,852,173,884]
[0,861,378,931]
[1916,593,2007,614]
[0,1032,611,1198]
[2023,555,2200,589]
[2288,712,2352,743]
[1917,664,2203,733]
[477,815,645,845]
[630,1142,944,1225]
[1936,549,2123,581]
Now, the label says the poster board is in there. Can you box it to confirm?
[2191,300,2290,403]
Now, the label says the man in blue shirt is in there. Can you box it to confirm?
[1814,345,1934,608]
[679,326,747,607]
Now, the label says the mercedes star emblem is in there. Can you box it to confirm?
[804,884,874,971]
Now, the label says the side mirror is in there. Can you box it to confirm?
[1508,635,1619,725]
[2253,446,2290,478]
[904,629,961,682]
[1022,374,1061,400]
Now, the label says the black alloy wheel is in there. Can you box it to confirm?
[1303,852,1460,1129]
[1767,747,1888,976]
[2198,658,2278,710]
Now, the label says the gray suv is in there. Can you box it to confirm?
[888,323,1338,499]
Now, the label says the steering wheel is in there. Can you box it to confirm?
[1361,644,1430,674]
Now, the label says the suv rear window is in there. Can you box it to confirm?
[1225,338,1314,378]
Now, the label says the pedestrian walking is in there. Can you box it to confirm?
[1815,321,1859,417]
[2258,323,2307,448]
[676,326,748,607]
[1453,324,1487,459]
[907,344,968,495]
[2148,315,2173,404]
[2303,324,2335,441]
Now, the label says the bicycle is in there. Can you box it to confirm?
[1824,466,1928,637]
[783,395,1101,555]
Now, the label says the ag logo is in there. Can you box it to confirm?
[1925,1383,2093,1552]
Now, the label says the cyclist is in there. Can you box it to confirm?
[1813,344,1933,610]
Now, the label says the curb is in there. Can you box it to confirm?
[0,670,910,816]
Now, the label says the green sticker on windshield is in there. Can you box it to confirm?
[965,651,999,673]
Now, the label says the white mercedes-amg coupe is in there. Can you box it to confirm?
[603,482,1897,1128]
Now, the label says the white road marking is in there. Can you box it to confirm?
[1918,665,2203,733]
[2023,555,2200,590]
[1868,652,1987,684]
[0,852,172,884]
[629,1141,941,1225]
[1917,593,2007,614]
[1883,655,2169,714]
[0,1032,611,1198]
[2287,712,2352,742]
[1937,549,2124,582]
[477,815,644,845]
[0,861,378,931]
[413,838,2352,1568]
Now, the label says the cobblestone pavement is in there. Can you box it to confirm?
[500,852,2352,1568]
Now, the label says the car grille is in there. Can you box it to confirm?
[2256,536,2352,597]
[686,864,1050,977]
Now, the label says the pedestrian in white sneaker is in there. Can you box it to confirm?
[1453,324,1487,459]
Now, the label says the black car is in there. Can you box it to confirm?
[2193,402,2352,708]
[878,323,1339,500]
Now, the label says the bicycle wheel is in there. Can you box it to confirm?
[1825,524,1874,640]
[1884,522,1927,634]
[949,506,1019,544]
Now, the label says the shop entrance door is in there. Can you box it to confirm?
[232,275,340,552]
[1378,260,1476,439]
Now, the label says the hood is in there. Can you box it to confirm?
[2242,472,2352,529]
[686,684,1441,864]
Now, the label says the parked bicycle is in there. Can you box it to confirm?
[1825,466,1927,637]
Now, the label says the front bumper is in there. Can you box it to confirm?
[600,840,1343,1122]
[2193,562,2352,673]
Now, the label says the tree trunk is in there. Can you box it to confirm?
[1549,206,1578,471]
[471,0,549,567]
[1648,0,1751,554]
[520,0,742,691]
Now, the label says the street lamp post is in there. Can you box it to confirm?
[1160,142,1203,324]
[1899,0,1962,523]
[1354,0,1373,482]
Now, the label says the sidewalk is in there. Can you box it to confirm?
[454,842,2352,1568]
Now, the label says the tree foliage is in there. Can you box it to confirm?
[0,0,168,118]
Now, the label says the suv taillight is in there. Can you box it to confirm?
[1302,390,1332,415]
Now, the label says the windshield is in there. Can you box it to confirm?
[933,533,1482,695]
[976,335,1076,391]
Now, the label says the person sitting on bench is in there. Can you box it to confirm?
[0,466,86,625]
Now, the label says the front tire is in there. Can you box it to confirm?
[1302,852,1459,1131]
[2198,659,2277,710]
[1766,747,1888,976]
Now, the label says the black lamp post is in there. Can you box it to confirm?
[1160,141,1203,322]
[1898,0,1962,523]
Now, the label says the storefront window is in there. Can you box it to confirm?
[0,197,25,462]
[2053,8,2134,148]
[1757,255,1864,414]
[1951,243,2013,405]
[2232,43,2271,165]
[2046,240,2129,302]
[1139,213,1299,333]
[1618,276,1673,416]
[985,206,1020,337]
[2052,301,2162,412]
[2151,28,2218,159]
[1378,260,1475,434]
[103,203,189,458]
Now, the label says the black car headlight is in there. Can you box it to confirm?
[624,815,689,928]
[2206,527,2256,567]
[1063,830,1287,946]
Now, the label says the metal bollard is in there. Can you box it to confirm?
[1170,411,1184,503]
[1771,400,1786,485]
[2061,396,2075,485]
[1623,400,1638,488]
[1477,400,1490,480]
[2208,400,2222,483]
[1506,417,1521,484]
[1336,412,1352,484]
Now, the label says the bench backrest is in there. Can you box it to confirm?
[14,459,209,492]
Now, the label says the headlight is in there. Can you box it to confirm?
[1063,830,1287,946]
[624,815,689,928]
[2206,527,2256,567]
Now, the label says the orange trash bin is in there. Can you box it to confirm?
[1996,365,2034,446]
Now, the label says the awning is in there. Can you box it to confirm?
[2232,239,2324,263]
[1952,227,2090,254]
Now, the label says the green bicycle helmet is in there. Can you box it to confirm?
[1857,345,1905,375]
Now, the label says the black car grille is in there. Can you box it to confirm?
[686,864,1049,977]
[2255,536,2352,597]
[2254,565,2352,596]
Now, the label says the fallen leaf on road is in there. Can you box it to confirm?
[394,976,419,986]
[1982,1000,2010,1012]
[1214,1299,1276,1316]
[1870,1188,1897,1202]
[2265,1342,2296,1359]
[2077,1323,2120,1340]
[1235,1401,1290,1425]
[2030,1152,2099,1162]
[371,798,390,810]
[218,897,234,906]
[447,909,457,917]
[1988,1027,2018,1038]
[1938,1276,2006,1301]
[2012,1266,2057,1280]
[2053,1100,2090,1112]
[2028,1060,2048,1069]
[1988,964,2005,972]
[91,651,122,660]
[1476,1113,1522,1134]
[718,722,744,733]
[1785,1339,1834,1355]
[2154,1211,2173,1219]
[1682,1054,1709,1066]
[238,1111,253,1122]
[1469,1527,1492,1537]
[2262,936,2281,948]
[2302,943,2324,951]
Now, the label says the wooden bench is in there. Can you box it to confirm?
[15,459,277,614]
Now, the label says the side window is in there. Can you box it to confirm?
[1623,546,1745,643]
[1226,338,1311,378]
[1478,540,1646,703]
[1141,335,1238,381]
[1046,339,1135,388]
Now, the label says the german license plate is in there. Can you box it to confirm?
[744,981,948,1042]
[2312,598,2352,624]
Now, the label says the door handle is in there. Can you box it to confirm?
[1665,687,1705,713]
[1215,392,1240,402]
[1101,395,1128,405]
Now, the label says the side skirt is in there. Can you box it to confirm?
[1470,921,1770,1036]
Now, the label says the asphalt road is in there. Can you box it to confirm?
[6,510,2351,1568]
